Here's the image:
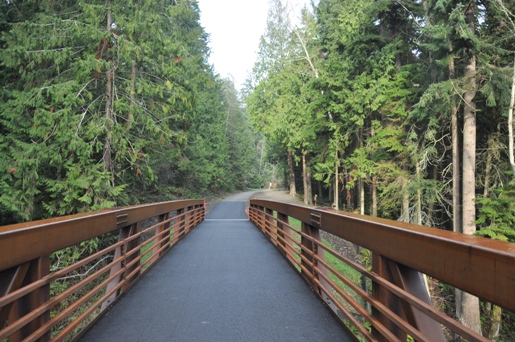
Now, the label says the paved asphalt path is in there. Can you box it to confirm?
[81,191,352,341]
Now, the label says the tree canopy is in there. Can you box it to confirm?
[0,0,262,224]
[244,0,515,338]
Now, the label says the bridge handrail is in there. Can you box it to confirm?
[0,199,205,341]
[0,200,204,272]
[249,199,515,342]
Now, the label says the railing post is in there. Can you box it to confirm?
[301,221,336,313]
[202,198,206,221]
[101,223,140,312]
[248,204,257,225]
[152,213,171,263]
[194,203,203,225]
[265,208,275,245]
[177,208,187,241]
[372,253,405,341]
[276,213,294,263]
[192,205,199,225]
[186,206,194,233]
[300,222,315,286]
[371,253,445,342]
[0,264,29,333]
[123,223,142,289]
[175,208,185,242]
[259,206,266,233]
[161,212,171,247]
[4,256,50,342]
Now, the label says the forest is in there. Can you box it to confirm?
[245,0,515,340]
[1,0,515,340]
[0,0,262,225]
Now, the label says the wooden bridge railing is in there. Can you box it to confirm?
[0,199,205,341]
[249,199,515,342]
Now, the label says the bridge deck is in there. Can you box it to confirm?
[81,192,353,341]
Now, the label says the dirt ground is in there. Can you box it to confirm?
[251,189,304,204]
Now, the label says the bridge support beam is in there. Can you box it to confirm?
[265,209,275,246]
[152,213,171,263]
[101,223,141,312]
[300,222,337,314]
[175,208,185,242]
[276,213,295,264]
[185,206,194,234]
[0,256,50,342]
[372,253,445,342]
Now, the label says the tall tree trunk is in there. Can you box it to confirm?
[303,153,308,204]
[302,153,313,205]
[416,162,423,225]
[359,178,365,215]
[484,135,494,200]
[401,184,410,223]
[424,0,436,225]
[288,149,296,196]
[428,164,437,222]
[346,168,353,211]
[483,134,502,341]
[508,54,515,176]
[372,176,377,217]
[259,138,265,177]
[370,125,377,216]
[335,150,339,210]
[450,41,466,322]
[358,129,364,215]
[306,162,312,205]
[450,45,461,234]
[126,60,136,132]
[488,305,502,342]
[329,182,334,207]
[103,0,114,186]
[459,2,481,335]
[462,0,477,244]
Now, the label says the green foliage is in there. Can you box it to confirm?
[476,180,515,242]
[0,0,261,224]
[246,0,515,338]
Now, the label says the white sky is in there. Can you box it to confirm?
[197,0,313,91]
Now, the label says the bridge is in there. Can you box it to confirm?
[1,191,514,341]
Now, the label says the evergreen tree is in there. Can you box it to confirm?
[0,0,260,222]
[247,0,299,197]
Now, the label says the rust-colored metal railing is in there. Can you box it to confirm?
[249,199,515,342]
[0,199,205,342]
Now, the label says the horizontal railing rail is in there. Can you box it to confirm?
[249,199,515,342]
[0,199,205,342]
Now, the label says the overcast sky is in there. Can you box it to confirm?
[197,0,313,91]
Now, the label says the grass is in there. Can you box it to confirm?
[140,240,154,265]
[272,212,362,293]
[323,239,362,286]
[270,208,368,339]
[139,228,176,266]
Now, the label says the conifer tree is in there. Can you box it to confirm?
[0,0,258,222]
[247,0,298,196]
